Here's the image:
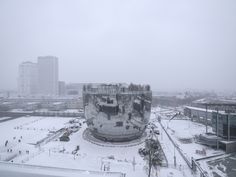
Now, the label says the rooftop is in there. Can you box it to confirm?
[193,98,236,106]
[83,83,151,94]
[185,106,215,113]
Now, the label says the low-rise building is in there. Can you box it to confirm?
[184,106,213,125]
[212,111,236,140]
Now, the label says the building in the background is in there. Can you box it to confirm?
[83,83,152,142]
[37,56,58,96]
[58,81,66,96]
[185,101,236,153]
[184,106,213,125]
[66,83,100,97]
[191,98,236,111]
[66,83,86,97]
[18,61,38,96]
[66,83,83,96]
[1,97,83,110]
[184,99,236,125]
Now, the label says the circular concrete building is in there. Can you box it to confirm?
[83,83,152,142]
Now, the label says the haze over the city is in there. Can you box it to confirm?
[0,0,236,91]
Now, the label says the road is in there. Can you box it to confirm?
[150,114,196,177]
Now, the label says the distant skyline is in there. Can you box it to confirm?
[1,0,236,92]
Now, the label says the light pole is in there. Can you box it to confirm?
[228,113,231,141]
[216,108,219,150]
[174,145,176,167]
[205,105,208,133]
[100,157,105,171]
[132,156,136,171]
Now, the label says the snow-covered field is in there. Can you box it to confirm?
[0,116,70,163]
[27,124,146,177]
[0,114,191,177]
[0,116,69,146]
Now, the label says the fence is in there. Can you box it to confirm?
[0,161,125,177]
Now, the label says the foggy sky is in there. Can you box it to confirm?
[0,0,236,92]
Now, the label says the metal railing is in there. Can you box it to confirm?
[0,161,125,177]
[159,121,209,177]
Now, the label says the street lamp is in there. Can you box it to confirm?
[216,108,219,150]
[174,145,176,167]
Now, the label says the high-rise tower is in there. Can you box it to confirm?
[37,56,58,96]
[18,61,38,96]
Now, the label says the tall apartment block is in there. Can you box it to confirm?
[37,56,58,96]
[18,56,59,96]
[18,61,38,96]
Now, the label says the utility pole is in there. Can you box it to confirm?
[100,158,103,171]
[132,156,136,171]
[228,113,230,141]
[174,146,176,167]
[161,129,163,140]
[205,105,208,133]
[216,108,219,150]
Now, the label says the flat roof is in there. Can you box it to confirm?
[185,106,214,113]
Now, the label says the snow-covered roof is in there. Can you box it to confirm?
[184,106,215,113]
[27,102,38,105]
[53,102,64,105]
[83,83,151,94]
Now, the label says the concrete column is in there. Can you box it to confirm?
[205,105,208,133]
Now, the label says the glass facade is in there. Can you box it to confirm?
[83,84,152,142]
[212,112,236,139]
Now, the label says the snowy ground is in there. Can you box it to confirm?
[0,116,70,162]
[27,124,146,177]
[152,106,236,177]
[160,119,223,160]
[149,113,195,177]
[0,113,202,177]
[153,107,223,159]
[197,153,236,177]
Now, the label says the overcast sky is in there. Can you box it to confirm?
[0,0,236,92]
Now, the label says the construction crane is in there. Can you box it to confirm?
[169,112,181,121]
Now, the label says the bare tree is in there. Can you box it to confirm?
[139,138,162,177]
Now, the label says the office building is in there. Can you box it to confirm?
[184,106,213,125]
[212,111,236,140]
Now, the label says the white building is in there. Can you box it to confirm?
[18,61,38,96]
[38,56,58,96]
